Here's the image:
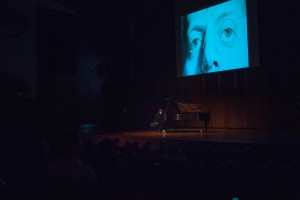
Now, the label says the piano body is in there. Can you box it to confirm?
[165,101,210,131]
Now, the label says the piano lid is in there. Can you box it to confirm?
[177,102,209,113]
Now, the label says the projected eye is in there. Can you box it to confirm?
[219,19,237,45]
[221,28,234,42]
[189,38,201,52]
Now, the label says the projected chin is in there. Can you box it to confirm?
[181,0,249,76]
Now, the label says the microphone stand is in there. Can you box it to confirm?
[164,98,170,119]
[162,98,170,138]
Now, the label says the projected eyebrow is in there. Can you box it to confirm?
[216,12,240,23]
[188,26,206,36]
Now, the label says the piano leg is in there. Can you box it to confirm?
[205,121,208,132]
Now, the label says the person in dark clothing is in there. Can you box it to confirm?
[152,108,166,132]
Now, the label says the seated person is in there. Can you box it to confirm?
[151,108,166,131]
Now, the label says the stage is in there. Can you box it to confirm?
[80,127,300,148]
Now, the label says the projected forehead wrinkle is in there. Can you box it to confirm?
[187,9,208,28]
[210,0,246,19]
[213,11,243,22]
[216,13,235,21]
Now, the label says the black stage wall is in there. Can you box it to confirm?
[1,0,299,134]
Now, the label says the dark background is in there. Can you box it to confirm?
[0,0,299,135]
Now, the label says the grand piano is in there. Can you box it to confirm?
[165,100,210,131]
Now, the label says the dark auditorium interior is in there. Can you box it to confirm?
[0,0,300,199]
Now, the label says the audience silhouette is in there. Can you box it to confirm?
[0,130,299,199]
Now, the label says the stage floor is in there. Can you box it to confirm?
[81,128,300,147]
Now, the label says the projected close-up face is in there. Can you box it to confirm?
[181,0,249,76]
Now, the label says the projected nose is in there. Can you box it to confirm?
[201,56,210,73]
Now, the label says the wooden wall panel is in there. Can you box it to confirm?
[175,68,275,129]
